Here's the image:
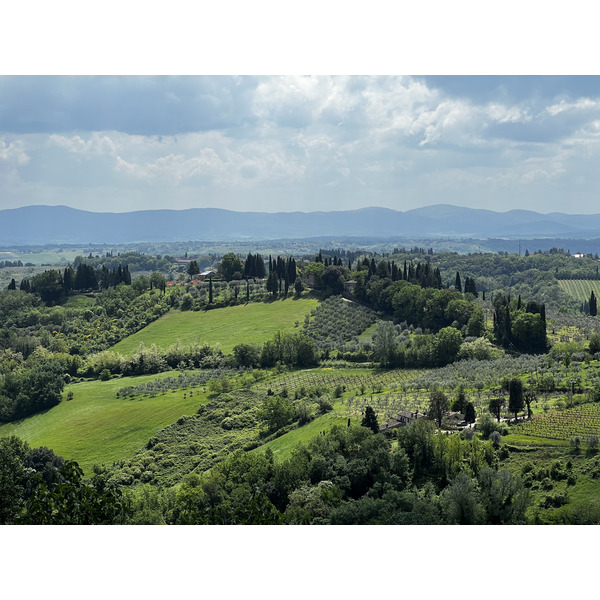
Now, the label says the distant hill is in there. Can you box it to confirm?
[3,204,600,245]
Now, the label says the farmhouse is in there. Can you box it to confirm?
[379,410,424,433]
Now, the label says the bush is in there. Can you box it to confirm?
[490,431,502,448]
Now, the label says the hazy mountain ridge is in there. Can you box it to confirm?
[3,204,600,245]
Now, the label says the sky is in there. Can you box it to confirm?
[1,1,599,217]
[3,74,600,215]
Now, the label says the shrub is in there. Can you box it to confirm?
[490,431,502,448]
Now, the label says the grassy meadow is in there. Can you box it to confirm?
[111,297,319,355]
[0,372,210,474]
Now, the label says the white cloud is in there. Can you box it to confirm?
[0,138,29,165]
[4,76,600,213]
[545,98,599,116]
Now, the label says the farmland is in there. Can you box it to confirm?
[111,297,319,355]
[6,240,600,526]
[510,402,600,442]
[0,371,210,474]
[558,279,600,303]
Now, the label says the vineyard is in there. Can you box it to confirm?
[557,279,600,303]
[511,403,600,441]
[254,367,425,397]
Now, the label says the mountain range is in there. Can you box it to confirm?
[3,204,600,245]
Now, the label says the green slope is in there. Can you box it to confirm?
[111,297,319,355]
[0,372,209,475]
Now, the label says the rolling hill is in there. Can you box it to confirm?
[4,203,600,244]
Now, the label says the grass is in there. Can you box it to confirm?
[111,297,319,355]
[10,249,83,265]
[63,294,96,308]
[253,403,356,462]
[502,433,570,447]
[0,371,210,475]
[358,322,377,342]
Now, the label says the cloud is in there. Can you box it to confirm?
[0,138,29,165]
[2,76,600,214]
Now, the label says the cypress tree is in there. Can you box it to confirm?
[591,291,598,317]
[209,277,213,304]
[455,271,462,292]
[361,406,379,434]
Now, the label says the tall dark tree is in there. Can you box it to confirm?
[464,402,476,424]
[266,271,278,296]
[361,406,379,434]
[428,391,449,429]
[455,271,462,293]
[187,260,200,280]
[590,291,598,317]
[489,397,504,422]
[508,378,524,422]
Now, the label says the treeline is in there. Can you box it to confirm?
[0,260,24,268]
[17,263,135,305]
[0,285,172,360]
[0,437,124,524]
[83,330,319,381]
[0,357,66,422]
[73,251,176,274]
[118,420,529,525]
[493,294,548,354]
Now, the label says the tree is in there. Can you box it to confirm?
[508,378,524,422]
[428,390,449,428]
[322,265,346,296]
[435,326,462,366]
[464,402,476,424]
[361,406,379,434]
[589,332,600,355]
[511,312,547,354]
[220,253,243,281]
[233,343,261,368]
[442,473,483,524]
[451,386,466,413]
[258,396,295,433]
[266,271,279,296]
[489,397,504,422]
[591,291,598,317]
[0,436,28,524]
[524,389,536,419]
[372,320,398,367]
[150,272,167,293]
[455,271,462,292]
[187,260,200,280]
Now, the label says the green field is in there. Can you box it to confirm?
[111,297,319,355]
[9,249,84,265]
[0,372,209,474]
[558,279,600,303]
[255,404,354,461]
